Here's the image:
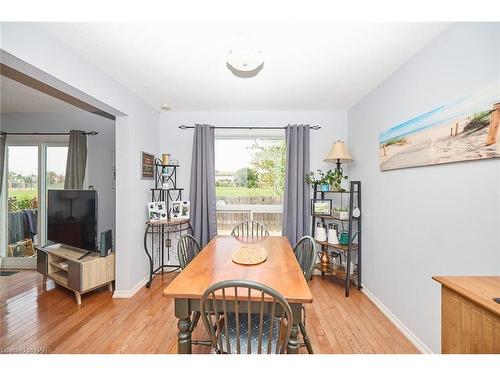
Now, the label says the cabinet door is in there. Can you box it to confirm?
[36,248,48,275]
[67,260,81,291]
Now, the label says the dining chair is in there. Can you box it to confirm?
[230,220,269,239]
[293,236,317,354]
[177,234,201,270]
[176,234,211,347]
[200,279,293,354]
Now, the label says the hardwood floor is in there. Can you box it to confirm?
[0,270,419,354]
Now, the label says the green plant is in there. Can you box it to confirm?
[329,169,348,191]
[305,170,328,185]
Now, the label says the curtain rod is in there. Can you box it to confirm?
[0,131,98,137]
[178,124,321,130]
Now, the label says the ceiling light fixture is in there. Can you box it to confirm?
[226,33,264,78]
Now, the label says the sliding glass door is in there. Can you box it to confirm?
[5,145,39,268]
[1,140,67,269]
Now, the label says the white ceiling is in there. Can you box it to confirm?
[42,21,450,111]
[0,75,83,113]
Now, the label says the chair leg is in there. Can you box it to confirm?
[190,311,200,332]
[299,322,314,354]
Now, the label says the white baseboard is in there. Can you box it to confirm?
[361,286,433,354]
[113,275,149,299]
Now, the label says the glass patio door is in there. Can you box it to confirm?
[1,141,68,269]
[3,145,40,268]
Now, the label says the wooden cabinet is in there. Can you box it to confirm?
[434,276,500,354]
[37,244,115,304]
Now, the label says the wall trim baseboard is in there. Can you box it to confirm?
[113,275,149,299]
[361,286,433,354]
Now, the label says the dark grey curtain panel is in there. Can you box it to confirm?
[283,125,311,245]
[0,134,5,193]
[64,130,87,189]
[189,124,217,246]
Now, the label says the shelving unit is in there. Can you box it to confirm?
[143,160,192,288]
[311,180,362,297]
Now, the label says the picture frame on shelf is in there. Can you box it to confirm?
[171,200,190,220]
[311,199,332,216]
[148,201,168,222]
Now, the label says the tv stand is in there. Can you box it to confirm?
[77,251,92,261]
[36,244,115,304]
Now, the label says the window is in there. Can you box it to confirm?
[2,139,68,262]
[215,131,286,235]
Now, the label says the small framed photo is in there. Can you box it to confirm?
[171,201,190,220]
[141,151,155,179]
[148,201,168,222]
[311,199,332,216]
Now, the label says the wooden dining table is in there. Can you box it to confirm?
[162,235,313,354]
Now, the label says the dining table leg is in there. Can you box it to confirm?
[287,303,302,354]
[175,299,192,354]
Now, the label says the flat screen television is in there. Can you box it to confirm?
[47,190,98,252]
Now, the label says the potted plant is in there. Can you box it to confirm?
[305,170,330,191]
[327,168,348,191]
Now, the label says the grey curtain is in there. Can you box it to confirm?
[0,133,5,193]
[64,130,87,189]
[189,124,217,246]
[282,125,311,245]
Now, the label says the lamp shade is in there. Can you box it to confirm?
[324,140,353,163]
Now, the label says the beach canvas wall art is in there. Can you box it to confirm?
[379,83,500,171]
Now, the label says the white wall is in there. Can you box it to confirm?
[160,110,348,199]
[1,23,160,293]
[1,111,116,237]
[347,22,500,353]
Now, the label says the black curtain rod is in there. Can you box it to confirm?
[0,131,98,137]
[178,124,321,130]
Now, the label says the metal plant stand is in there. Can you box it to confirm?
[311,180,362,297]
[143,159,192,288]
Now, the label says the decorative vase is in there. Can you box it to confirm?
[320,184,329,192]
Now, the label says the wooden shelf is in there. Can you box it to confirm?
[145,218,190,226]
[315,190,350,193]
[312,214,358,222]
[50,270,68,286]
[315,263,358,282]
[316,240,359,252]
[50,260,69,272]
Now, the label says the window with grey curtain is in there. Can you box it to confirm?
[189,124,217,246]
[282,125,311,245]
[0,133,5,193]
[64,130,87,189]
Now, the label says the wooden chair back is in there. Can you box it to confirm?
[199,279,292,354]
[230,220,269,239]
[294,236,317,281]
[177,234,201,269]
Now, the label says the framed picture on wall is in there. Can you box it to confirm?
[141,151,155,179]
[311,199,332,216]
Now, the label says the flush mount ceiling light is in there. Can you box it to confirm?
[226,33,264,78]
